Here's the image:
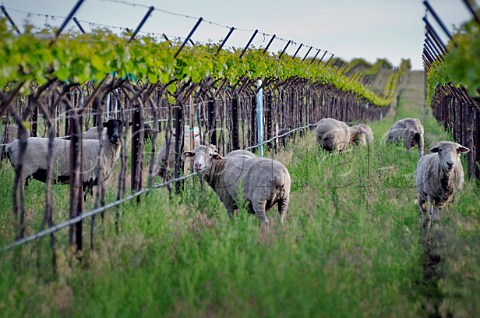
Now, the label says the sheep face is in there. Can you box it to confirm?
[103,119,122,145]
[184,145,222,174]
[430,141,469,172]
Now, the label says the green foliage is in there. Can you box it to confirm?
[426,18,480,102]
[0,19,403,107]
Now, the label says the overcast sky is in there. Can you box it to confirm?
[0,0,474,70]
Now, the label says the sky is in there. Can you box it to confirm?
[0,0,475,70]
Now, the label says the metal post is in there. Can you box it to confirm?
[317,50,329,64]
[73,17,85,34]
[240,29,258,59]
[263,34,276,54]
[323,54,334,68]
[256,80,264,157]
[232,95,240,150]
[302,46,313,61]
[292,43,303,59]
[423,17,447,51]
[50,0,85,47]
[131,105,144,196]
[174,17,203,58]
[310,49,322,64]
[0,5,21,34]
[69,110,83,255]
[129,6,154,42]
[462,0,480,25]
[423,1,453,40]
[216,27,235,55]
[207,97,217,145]
[278,40,291,59]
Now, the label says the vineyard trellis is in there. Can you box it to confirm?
[423,0,480,179]
[0,0,399,273]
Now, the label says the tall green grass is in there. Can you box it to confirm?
[0,72,478,317]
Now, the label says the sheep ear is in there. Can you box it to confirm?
[212,154,222,160]
[183,151,195,158]
[430,147,439,153]
[458,146,470,154]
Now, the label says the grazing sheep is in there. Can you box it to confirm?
[349,124,373,146]
[0,125,30,161]
[154,126,201,178]
[315,118,350,153]
[6,119,123,197]
[386,118,424,156]
[415,141,469,228]
[184,145,291,226]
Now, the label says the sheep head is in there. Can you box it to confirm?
[429,141,469,172]
[103,119,122,145]
[184,145,221,174]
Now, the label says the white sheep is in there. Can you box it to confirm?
[226,149,256,158]
[415,141,469,228]
[6,119,123,197]
[315,118,350,153]
[154,125,201,178]
[349,124,373,146]
[185,145,291,226]
[386,118,424,156]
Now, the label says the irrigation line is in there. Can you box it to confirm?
[0,172,197,253]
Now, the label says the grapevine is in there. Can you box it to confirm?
[0,19,406,107]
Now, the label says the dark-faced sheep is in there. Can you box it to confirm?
[315,118,350,153]
[415,141,469,228]
[185,145,291,226]
[386,118,424,157]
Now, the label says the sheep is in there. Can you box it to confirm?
[0,125,30,161]
[154,125,201,178]
[6,119,123,198]
[315,118,350,153]
[184,145,291,226]
[226,149,256,158]
[386,118,424,156]
[415,141,469,229]
[349,124,374,146]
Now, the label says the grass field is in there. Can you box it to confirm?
[0,71,478,317]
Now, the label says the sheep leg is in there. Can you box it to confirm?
[222,195,237,220]
[277,197,289,225]
[417,195,430,229]
[251,197,269,226]
[431,205,441,222]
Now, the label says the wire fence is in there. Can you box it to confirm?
[422,0,480,180]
